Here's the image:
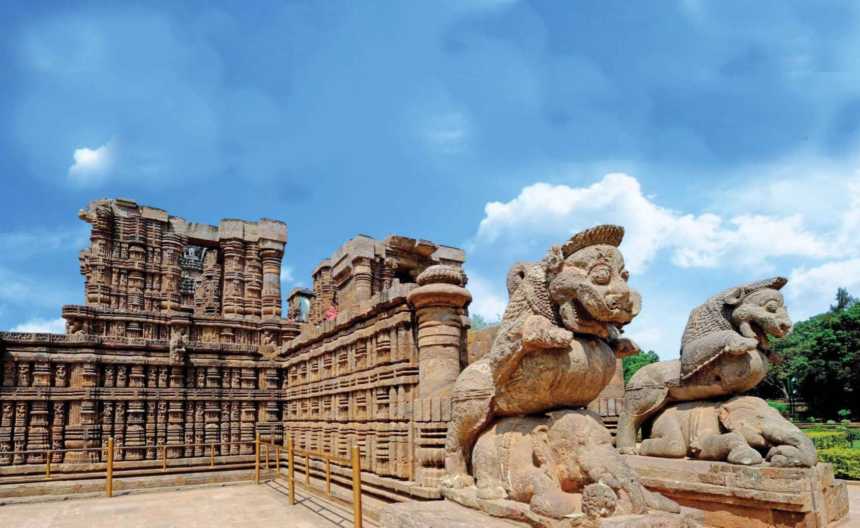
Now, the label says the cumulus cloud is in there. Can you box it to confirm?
[468,171,859,356]
[476,173,831,274]
[787,258,860,320]
[68,140,115,186]
[11,317,66,334]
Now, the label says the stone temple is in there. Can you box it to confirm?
[0,199,850,527]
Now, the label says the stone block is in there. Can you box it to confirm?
[624,455,849,528]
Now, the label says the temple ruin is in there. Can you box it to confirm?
[0,198,469,499]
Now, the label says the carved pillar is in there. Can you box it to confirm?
[205,367,220,450]
[0,401,13,465]
[86,204,114,307]
[240,368,256,454]
[407,266,471,399]
[260,244,284,319]
[161,233,184,311]
[13,402,27,464]
[353,257,373,305]
[167,366,184,458]
[244,242,262,318]
[221,236,245,319]
[65,362,100,463]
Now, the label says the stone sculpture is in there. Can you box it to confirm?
[442,225,684,525]
[617,277,816,467]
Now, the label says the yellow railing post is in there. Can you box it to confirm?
[305,453,310,486]
[325,456,331,496]
[351,445,362,528]
[161,444,167,472]
[265,443,270,470]
[287,436,295,506]
[275,446,280,478]
[45,451,52,480]
[210,443,215,468]
[255,432,261,484]
[106,437,114,498]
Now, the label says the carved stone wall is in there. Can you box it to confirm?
[0,198,469,499]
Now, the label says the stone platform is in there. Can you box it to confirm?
[624,455,849,528]
[379,499,702,528]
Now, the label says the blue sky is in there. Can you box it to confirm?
[2,1,859,358]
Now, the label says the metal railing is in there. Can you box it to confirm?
[256,434,364,528]
[2,435,366,527]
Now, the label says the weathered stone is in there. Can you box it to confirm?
[438,225,681,525]
[617,278,816,469]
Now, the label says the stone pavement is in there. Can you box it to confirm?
[0,482,361,528]
[840,484,859,527]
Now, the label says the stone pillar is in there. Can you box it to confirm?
[240,368,257,454]
[407,265,471,400]
[259,219,287,319]
[244,242,262,318]
[65,362,100,463]
[260,244,284,319]
[353,257,373,305]
[167,366,185,458]
[221,237,245,319]
[161,233,184,311]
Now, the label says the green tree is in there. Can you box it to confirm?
[831,287,857,312]
[622,350,660,384]
[766,291,860,419]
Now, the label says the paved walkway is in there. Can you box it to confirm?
[0,482,358,528]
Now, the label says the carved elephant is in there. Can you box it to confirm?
[444,409,680,525]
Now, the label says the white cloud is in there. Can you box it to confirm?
[466,270,506,322]
[786,258,860,320]
[476,173,831,274]
[68,140,115,186]
[280,265,294,285]
[468,170,859,356]
[11,317,66,334]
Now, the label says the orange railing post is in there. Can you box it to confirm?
[275,446,280,478]
[254,433,261,484]
[45,450,52,480]
[325,456,331,496]
[351,445,362,528]
[287,436,295,506]
[305,452,310,486]
[106,437,114,497]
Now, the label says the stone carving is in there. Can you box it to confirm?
[258,330,278,360]
[637,395,815,467]
[444,226,638,484]
[617,278,815,467]
[442,226,680,524]
[453,410,679,524]
[169,328,188,364]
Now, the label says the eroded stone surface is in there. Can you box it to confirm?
[439,226,681,525]
[617,278,816,468]
[625,456,849,528]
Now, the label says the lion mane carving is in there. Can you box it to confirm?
[616,277,815,467]
[441,225,683,524]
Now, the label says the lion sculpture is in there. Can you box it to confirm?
[616,277,816,467]
[442,225,686,525]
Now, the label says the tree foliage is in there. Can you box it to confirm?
[622,350,660,384]
[831,287,857,312]
[766,290,860,420]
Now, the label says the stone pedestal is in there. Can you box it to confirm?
[380,500,698,528]
[624,455,849,528]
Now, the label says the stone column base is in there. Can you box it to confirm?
[624,455,849,528]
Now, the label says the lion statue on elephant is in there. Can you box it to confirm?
[442,225,688,525]
[616,277,816,468]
